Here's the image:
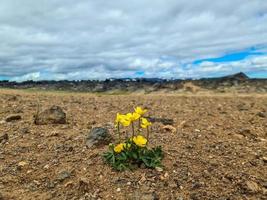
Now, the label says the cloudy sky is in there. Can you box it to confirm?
[0,0,267,81]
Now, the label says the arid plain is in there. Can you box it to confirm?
[0,89,266,200]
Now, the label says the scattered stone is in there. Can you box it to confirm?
[243,181,261,194]
[64,181,74,188]
[191,181,204,189]
[78,178,90,194]
[21,127,30,134]
[5,114,22,122]
[86,127,112,148]
[233,133,245,140]
[57,171,71,182]
[238,129,256,139]
[17,161,28,169]
[237,103,250,111]
[7,95,18,101]
[257,111,266,118]
[46,182,55,189]
[140,192,159,200]
[147,117,174,125]
[43,164,50,170]
[178,120,187,128]
[162,125,177,133]
[116,188,121,192]
[34,105,66,125]
[155,167,163,172]
[0,133,8,144]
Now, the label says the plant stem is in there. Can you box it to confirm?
[117,123,120,142]
[132,122,135,138]
[146,127,150,145]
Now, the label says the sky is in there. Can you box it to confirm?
[0,0,267,81]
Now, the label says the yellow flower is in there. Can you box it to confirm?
[126,112,140,122]
[115,113,124,124]
[120,117,131,127]
[132,135,147,147]
[141,117,152,129]
[114,143,124,153]
[134,106,147,116]
[114,142,131,153]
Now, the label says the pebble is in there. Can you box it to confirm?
[155,167,163,172]
[245,180,260,193]
[43,164,50,170]
[5,114,22,122]
[116,188,121,192]
[57,171,71,182]
[18,161,28,167]
[262,157,267,162]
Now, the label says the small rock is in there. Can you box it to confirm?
[0,192,4,200]
[21,127,30,134]
[64,181,74,188]
[163,125,176,133]
[78,178,90,194]
[17,161,28,169]
[43,164,50,170]
[86,127,112,148]
[57,171,71,182]
[116,188,121,192]
[257,111,266,118]
[5,114,22,122]
[244,181,261,194]
[233,133,244,140]
[34,105,66,125]
[141,192,159,200]
[238,129,256,139]
[237,103,250,111]
[155,167,163,172]
[0,133,8,143]
[46,182,55,189]
[147,117,174,125]
[191,181,204,189]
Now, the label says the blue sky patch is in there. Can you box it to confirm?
[193,48,265,64]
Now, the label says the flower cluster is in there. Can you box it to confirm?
[103,106,163,171]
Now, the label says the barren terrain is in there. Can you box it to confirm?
[0,89,266,200]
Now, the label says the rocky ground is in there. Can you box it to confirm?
[0,89,266,200]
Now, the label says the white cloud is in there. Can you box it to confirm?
[11,72,41,82]
[0,0,267,80]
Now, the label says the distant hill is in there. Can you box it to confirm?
[0,72,266,93]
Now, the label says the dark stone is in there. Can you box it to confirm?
[86,127,112,148]
[0,133,8,143]
[21,127,30,134]
[5,114,22,122]
[257,111,266,118]
[147,117,174,125]
[57,171,71,182]
[34,105,66,125]
[0,192,3,200]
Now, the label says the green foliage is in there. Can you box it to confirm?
[103,142,164,171]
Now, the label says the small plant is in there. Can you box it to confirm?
[103,107,164,171]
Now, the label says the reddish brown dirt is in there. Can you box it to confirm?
[0,89,266,200]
